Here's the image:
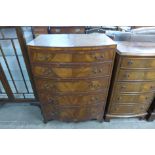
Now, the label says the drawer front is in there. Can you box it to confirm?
[32,63,111,78]
[112,93,154,104]
[35,78,109,92]
[39,93,106,106]
[50,27,85,34]
[121,57,155,69]
[50,27,62,33]
[108,103,148,115]
[30,49,114,63]
[31,52,72,63]
[118,70,155,81]
[42,103,104,121]
[33,27,48,34]
[115,81,155,93]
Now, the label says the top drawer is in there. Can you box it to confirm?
[121,57,155,69]
[29,48,114,63]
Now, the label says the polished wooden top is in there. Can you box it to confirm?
[27,34,116,48]
[116,41,155,56]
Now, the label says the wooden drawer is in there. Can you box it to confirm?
[121,57,155,69]
[109,103,148,115]
[30,49,114,63]
[115,81,155,93]
[35,77,109,92]
[112,92,154,104]
[118,70,155,81]
[42,103,103,121]
[39,92,106,106]
[32,27,48,34]
[32,63,111,79]
[50,27,85,34]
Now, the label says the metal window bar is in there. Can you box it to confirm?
[0,45,18,93]
[0,63,14,101]
[16,27,38,99]
[11,39,29,95]
[0,27,36,102]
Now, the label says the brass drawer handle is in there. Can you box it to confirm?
[117,97,121,101]
[94,55,104,60]
[46,69,53,75]
[45,54,51,60]
[93,68,98,74]
[140,105,145,110]
[92,68,103,74]
[75,28,81,32]
[145,97,149,100]
[127,60,133,65]
[120,86,126,90]
[55,28,61,32]
[123,73,130,78]
[44,84,50,89]
[47,97,56,104]
[91,97,99,102]
[150,86,155,90]
[99,68,103,73]
[96,84,100,88]
[44,83,51,89]
[44,83,55,89]
[114,107,118,111]
[145,97,152,103]
[51,111,58,115]
[89,83,100,89]
[44,84,56,89]
[51,112,55,116]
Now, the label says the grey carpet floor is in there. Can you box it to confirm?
[0,103,155,129]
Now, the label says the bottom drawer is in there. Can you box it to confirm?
[41,103,104,122]
[108,103,149,116]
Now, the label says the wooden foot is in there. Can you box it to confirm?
[43,119,48,124]
[104,117,110,122]
[0,102,5,108]
[96,115,104,122]
[146,115,154,122]
[139,116,145,121]
[147,118,154,122]
[30,102,41,108]
[97,118,104,123]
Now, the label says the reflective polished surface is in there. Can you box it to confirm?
[116,41,155,56]
[28,34,116,48]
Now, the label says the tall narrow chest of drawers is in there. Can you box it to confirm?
[28,34,116,122]
[106,41,155,121]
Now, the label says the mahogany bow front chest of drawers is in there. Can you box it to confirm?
[28,34,116,122]
[105,41,155,121]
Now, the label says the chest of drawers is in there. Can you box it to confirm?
[28,34,116,122]
[105,41,155,121]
